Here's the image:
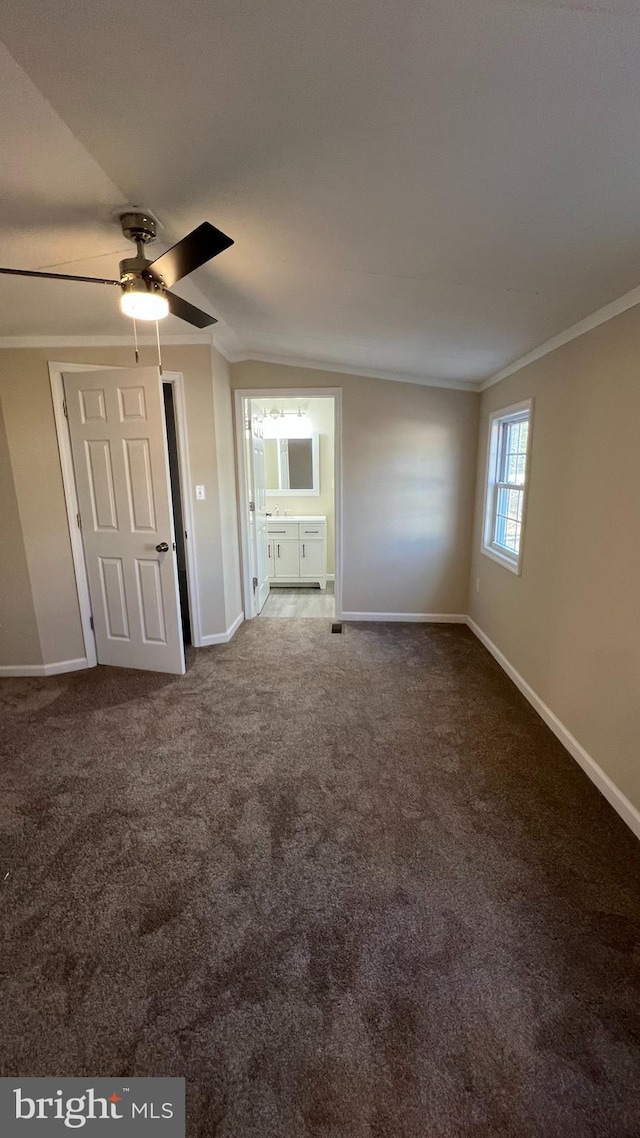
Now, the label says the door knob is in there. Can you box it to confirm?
[155,541,169,553]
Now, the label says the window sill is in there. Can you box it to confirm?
[481,544,522,576]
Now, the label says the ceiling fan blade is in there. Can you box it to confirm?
[146,222,233,288]
[0,266,120,285]
[165,290,218,328]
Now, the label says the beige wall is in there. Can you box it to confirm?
[469,306,640,811]
[0,343,241,667]
[211,345,243,629]
[232,361,479,615]
[259,397,336,574]
[0,397,42,666]
[1,349,86,665]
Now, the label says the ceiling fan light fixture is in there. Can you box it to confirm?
[120,277,169,321]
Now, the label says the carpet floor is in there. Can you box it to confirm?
[1,621,639,1137]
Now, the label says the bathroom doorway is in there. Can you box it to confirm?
[235,389,341,622]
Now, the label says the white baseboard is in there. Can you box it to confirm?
[0,657,90,678]
[341,612,467,623]
[466,618,640,842]
[199,612,244,646]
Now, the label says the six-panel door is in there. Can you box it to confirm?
[64,367,185,675]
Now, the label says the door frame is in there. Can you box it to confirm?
[160,375,202,645]
[49,362,204,667]
[233,387,343,620]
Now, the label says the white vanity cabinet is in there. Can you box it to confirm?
[267,516,327,589]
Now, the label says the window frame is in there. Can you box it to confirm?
[481,398,534,575]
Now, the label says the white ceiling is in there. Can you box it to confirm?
[2,0,640,384]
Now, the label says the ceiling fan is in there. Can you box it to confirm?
[0,210,233,328]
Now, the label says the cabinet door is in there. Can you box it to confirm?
[300,539,324,578]
[275,539,299,578]
[267,538,275,579]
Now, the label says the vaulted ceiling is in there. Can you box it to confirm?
[1,0,640,385]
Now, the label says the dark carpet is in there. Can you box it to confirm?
[1,621,640,1137]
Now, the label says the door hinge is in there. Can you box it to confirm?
[89,615,94,631]
[77,512,82,529]
[62,399,68,418]
[173,542,176,551]
[249,500,256,512]
[252,576,258,590]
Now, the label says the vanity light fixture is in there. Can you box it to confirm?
[262,406,307,420]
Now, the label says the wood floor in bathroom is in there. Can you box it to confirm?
[260,585,335,619]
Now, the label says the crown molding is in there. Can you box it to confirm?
[0,333,215,349]
[481,282,640,390]
[0,329,237,362]
[232,351,477,392]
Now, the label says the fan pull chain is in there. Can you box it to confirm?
[155,320,163,375]
[132,318,139,365]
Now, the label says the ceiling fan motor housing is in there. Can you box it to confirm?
[119,256,157,285]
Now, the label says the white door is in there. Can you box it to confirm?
[244,400,270,614]
[276,540,300,578]
[64,367,185,675]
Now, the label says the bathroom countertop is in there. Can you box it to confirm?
[266,515,326,522]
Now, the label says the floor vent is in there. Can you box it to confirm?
[331,622,343,634]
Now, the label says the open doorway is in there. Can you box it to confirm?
[235,389,341,622]
[163,382,191,644]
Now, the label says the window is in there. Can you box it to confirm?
[482,399,533,574]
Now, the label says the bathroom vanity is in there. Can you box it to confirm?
[266,516,327,590]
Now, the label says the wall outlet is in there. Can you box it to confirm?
[475,576,480,592]
[195,485,206,500]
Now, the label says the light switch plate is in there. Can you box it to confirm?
[195,485,206,500]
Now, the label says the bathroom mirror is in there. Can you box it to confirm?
[265,433,320,496]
